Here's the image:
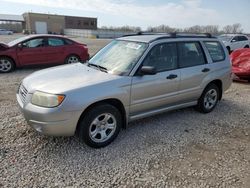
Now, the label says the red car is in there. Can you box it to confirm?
[0,34,89,73]
[230,48,250,82]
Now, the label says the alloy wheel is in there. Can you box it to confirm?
[89,113,117,143]
[0,59,12,72]
[204,89,218,110]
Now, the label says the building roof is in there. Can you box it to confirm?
[0,14,24,22]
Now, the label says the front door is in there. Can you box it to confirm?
[17,37,48,65]
[130,42,180,116]
[230,36,242,51]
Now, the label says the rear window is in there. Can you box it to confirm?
[204,42,225,62]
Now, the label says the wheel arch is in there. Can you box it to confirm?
[204,79,223,100]
[75,98,127,135]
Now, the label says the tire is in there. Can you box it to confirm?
[0,57,15,73]
[226,46,231,54]
[65,55,80,64]
[78,104,122,148]
[244,45,249,48]
[196,84,219,113]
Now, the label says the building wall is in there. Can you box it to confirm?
[23,13,65,34]
[23,13,98,34]
[65,16,97,30]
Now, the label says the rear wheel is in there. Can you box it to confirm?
[0,57,15,73]
[65,55,80,64]
[244,45,249,48]
[226,46,231,54]
[196,84,219,113]
[78,104,122,148]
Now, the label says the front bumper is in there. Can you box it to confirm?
[16,93,82,136]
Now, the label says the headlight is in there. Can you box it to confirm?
[31,91,65,108]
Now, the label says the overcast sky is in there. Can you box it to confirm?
[1,0,250,32]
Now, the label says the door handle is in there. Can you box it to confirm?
[166,74,178,79]
[202,68,210,73]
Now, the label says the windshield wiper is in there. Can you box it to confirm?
[87,62,108,73]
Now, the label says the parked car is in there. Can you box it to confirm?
[218,34,250,53]
[0,29,13,35]
[230,48,250,81]
[0,34,89,73]
[17,33,232,148]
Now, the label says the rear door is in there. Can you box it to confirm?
[238,35,249,48]
[46,37,66,64]
[130,42,180,116]
[177,41,208,102]
[17,37,48,65]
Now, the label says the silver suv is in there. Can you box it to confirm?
[17,33,232,148]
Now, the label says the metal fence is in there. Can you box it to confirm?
[64,28,133,39]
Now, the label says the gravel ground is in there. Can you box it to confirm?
[1,35,250,187]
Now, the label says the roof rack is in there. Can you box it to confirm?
[169,32,213,38]
[122,32,214,39]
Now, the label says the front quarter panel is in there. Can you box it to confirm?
[61,76,132,113]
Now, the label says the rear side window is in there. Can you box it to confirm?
[143,43,177,72]
[177,42,206,68]
[65,39,74,45]
[48,38,65,46]
[238,36,248,41]
[204,42,225,62]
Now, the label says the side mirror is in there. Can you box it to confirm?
[17,43,23,48]
[140,66,157,75]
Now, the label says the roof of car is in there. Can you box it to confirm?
[27,34,67,38]
[118,33,215,43]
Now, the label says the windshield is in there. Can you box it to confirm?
[88,40,148,75]
[218,35,232,42]
[8,36,31,47]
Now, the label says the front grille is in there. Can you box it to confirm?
[19,84,28,103]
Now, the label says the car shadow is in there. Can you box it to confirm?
[28,97,247,170]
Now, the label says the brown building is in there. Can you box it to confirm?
[23,12,97,34]
[65,16,97,30]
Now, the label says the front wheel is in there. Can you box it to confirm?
[78,104,122,148]
[65,55,80,64]
[196,84,219,113]
[0,57,15,73]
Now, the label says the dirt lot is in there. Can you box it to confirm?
[0,35,250,187]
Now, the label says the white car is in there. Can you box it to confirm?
[0,29,13,35]
[218,34,250,53]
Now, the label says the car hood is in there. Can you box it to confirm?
[0,42,9,50]
[22,63,123,94]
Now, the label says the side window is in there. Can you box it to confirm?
[177,42,206,68]
[48,38,65,46]
[65,39,73,45]
[204,41,225,62]
[143,43,177,72]
[238,36,248,41]
[22,38,45,48]
[231,36,239,42]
